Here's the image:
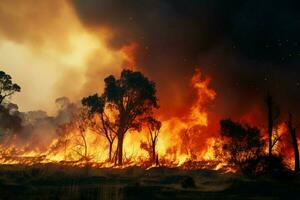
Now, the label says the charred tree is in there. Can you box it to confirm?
[287,113,299,173]
[82,94,116,162]
[144,117,161,165]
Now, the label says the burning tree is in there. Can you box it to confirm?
[220,119,264,173]
[82,94,116,162]
[142,116,161,165]
[84,69,158,165]
[52,109,92,165]
[71,110,91,164]
[180,127,199,161]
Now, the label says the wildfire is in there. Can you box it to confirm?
[189,68,216,126]
[0,67,296,173]
[0,68,225,170]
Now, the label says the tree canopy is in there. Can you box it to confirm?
[82,94,105,115]
[103,69,159,165]
[0,70,21,104]
[82,69,159,165]
[103,69,158,131]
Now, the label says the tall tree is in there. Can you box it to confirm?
[0,71,21,104]
[82,94,116,162]
[145,116,161,165]
[103,69,158,165]
[287,113,299,173]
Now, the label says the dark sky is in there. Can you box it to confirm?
[71,0,300,121]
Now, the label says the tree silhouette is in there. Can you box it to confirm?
[220,119,264,170]
[265,93,280,157]
[102,69,158,165]
[144,116,161,165]
[0,70,21,104]
[82,94,116,162]
[0,71,21,138]
[287,113,299,173]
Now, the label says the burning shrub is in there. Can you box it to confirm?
[220,119,265,174]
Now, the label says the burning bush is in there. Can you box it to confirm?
[220,119,265,175]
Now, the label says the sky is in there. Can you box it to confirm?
[0,0,300,121]
[0,0,124,113]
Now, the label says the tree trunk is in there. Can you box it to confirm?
[155,154,159,166]
[152,142,156,164]
[292,133,299,173]
[108,141,113,162]
[288,114,299,173]
[117,133,124,165]
[114,145,118,164]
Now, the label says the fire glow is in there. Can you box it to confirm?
[0,69,221,168]
[0,66,297,172]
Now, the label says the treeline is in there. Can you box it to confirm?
[0,69,299,177]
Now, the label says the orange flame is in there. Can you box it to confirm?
[0,68,224,169]
[3,67,296,172]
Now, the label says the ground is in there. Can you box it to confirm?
[0,164,299,200]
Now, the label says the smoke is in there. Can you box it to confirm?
[0,97,79,150]
[71,0,300,120]
[0,103,22,136]
[0,0,299,137]
[0,0,79,52]
[0,0,124,113]
[1,0,299,166]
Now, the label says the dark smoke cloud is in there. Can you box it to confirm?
[71,0,300,121]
